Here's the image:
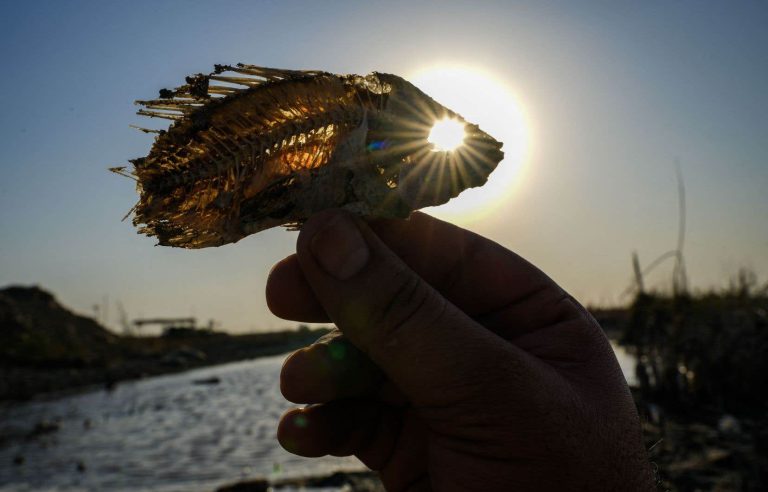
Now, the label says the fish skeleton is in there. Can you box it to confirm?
[114,64,504,248]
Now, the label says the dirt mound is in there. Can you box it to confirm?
[0,285,118,368]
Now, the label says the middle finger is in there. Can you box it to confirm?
[281,331,387,404]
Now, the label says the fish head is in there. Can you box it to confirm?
[360,72,505,210]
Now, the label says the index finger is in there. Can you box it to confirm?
[267,212,574,333]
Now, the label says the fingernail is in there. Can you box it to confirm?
[309,213,370,280]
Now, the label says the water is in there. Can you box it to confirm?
[0,356,360,492]
[0,346,637,492]
[613,343,638,387]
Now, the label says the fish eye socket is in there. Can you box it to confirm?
[428,118,466,152]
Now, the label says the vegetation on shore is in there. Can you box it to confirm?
[619,275,768,491]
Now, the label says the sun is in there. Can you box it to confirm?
[428,118,466,151]
[409,66,529,223]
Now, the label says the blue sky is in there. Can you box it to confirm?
[1,1,766,332]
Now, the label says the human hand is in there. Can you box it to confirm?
[267,210,653,491]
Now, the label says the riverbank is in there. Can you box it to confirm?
[636,395,767,490]
[216,470,383,492]
[621,289,768,490]
[0,329,332,402]
[0,285,330,401]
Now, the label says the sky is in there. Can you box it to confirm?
[0,1,766,333]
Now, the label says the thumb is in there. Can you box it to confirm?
[295,209,534,406]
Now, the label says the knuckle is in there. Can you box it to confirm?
[367,269,446,347]
[375,271,422,324]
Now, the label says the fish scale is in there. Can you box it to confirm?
[114,64,504,248]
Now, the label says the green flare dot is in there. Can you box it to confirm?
[328,342,347,361]
[293,414,308,428]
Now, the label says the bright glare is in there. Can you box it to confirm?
[409,66,530,223]
[428,118,466,151]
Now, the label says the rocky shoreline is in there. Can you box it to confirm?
[216,470,384,492]
[638,399,767,490]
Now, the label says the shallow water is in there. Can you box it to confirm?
[0,345,636,492]
[0,356,360,492]
[613,342,637,387]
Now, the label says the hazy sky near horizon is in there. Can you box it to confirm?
[1,1,766,333]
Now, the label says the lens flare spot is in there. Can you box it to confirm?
[428,118,466,152]
[293,414,308,428]
[328,341,347,361]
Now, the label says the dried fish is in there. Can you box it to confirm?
[116,64,504,248]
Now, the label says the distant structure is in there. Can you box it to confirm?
[130,317,216,336]
[134,317,197,330]
[133,317,196,336]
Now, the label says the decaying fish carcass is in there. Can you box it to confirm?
[114,64,504,248]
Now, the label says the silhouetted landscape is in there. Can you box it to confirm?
[0,285,330,401]
[2,281,766,490]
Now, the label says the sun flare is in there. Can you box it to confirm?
[428,118,466,151]
[410,66,529,223]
